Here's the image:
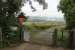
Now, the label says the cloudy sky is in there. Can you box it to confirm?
[21,0,64,18]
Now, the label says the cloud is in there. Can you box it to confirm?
[21,0,63,18]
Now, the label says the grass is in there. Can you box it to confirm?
[23,21,65,31]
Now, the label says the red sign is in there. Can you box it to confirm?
[18,15,25,25]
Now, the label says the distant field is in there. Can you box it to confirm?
[23,21,66,31]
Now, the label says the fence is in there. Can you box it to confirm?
[0,28,74,48]
[29,29,72,48]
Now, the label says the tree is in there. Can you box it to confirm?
[58,0,75,29]
[0,0,48,47]
[0,0,48,26]
[0,0,24,46]
[0,0,48,34]
[58,0,75,48]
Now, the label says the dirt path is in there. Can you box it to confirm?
[2,43,72,50]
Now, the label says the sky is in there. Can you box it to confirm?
[21,0,64,18]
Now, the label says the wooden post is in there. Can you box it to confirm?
[0,27,3,48]
[73,29,75,48]
[53,28,58,46]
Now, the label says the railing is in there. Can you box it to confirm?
[30,29,72,48]
[0,28,74,48]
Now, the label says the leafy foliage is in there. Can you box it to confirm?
[0,0,24,47]
[58,0,75,47]
[35,0,48,9]
[25,0,48,11]
[58,0,75,29]
[0,0,48,47]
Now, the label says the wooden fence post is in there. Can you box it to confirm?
[0,27,3,48]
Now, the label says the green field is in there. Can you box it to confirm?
[23,21,66,31]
